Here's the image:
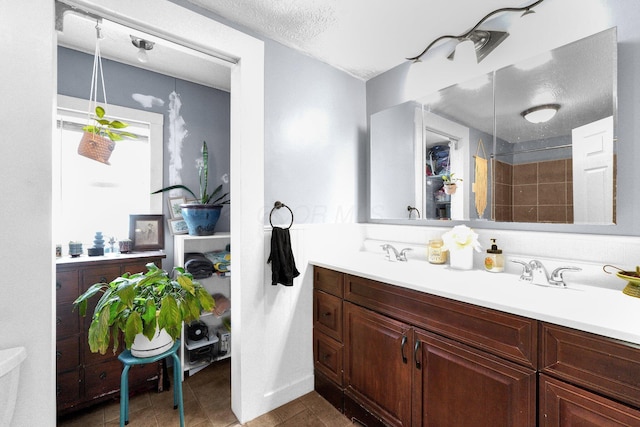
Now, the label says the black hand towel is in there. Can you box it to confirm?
[267,227,300,286]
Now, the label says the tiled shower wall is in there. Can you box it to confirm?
[494,159,573,223]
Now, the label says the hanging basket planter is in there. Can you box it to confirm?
[443,183,458,195]
[77,131,116,165]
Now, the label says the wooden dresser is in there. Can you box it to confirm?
[55,252,165,415]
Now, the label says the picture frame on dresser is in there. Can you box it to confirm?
[129,214,164,251]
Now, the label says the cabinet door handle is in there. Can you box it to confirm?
[56,317,62,325]
[322,311,332,317]
[99,276,108,283]
[414,340,421,369]
[56,281,62,290]
[401,335,408,364]
[99,371,107,380]
[56,351,62,360]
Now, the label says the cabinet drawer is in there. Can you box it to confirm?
[84,360,122,399]
[56,302,80,338]
[345,274,537,368]
[82,266,121,291]
[539,374,640,426]
[314,266,344,297]
[314,290,343,341]
[57,335,80,372]
[540,323,640,408]
[56,369,81,409]
[314,331,343,386]
[56,269,79,304]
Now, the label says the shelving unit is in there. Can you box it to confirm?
[174,233,231,379]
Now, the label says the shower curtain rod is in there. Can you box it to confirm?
[491,143,571,157]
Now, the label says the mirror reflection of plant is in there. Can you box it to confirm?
[442,173,462,184]
[73,263,215,355]
[82,106,137,142]
[152,141,230,205]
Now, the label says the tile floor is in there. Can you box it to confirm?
[56,358,352,426]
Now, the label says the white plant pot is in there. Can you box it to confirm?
[131,327,174,358]
[449,246,474,270]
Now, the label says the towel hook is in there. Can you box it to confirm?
[269,201,294,229]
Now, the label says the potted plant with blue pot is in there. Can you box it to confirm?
[152,141,229,235]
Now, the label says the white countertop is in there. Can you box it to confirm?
[310,251,640,346]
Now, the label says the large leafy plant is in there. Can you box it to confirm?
[152,140,229,205]
[73,263,215,355]
[82,105,137,142]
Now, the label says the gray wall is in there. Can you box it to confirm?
[169,0,368,225]
[58,46,230,266]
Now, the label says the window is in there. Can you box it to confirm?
[54,95,163,248]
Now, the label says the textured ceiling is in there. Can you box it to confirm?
[187,0,529,80]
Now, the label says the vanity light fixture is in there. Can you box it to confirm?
[407,0,546,63]
[521,104,560,123]
[130,36,155,63]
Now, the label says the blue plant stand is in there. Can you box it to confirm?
[118,340,183,427]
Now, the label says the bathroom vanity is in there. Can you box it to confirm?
[312,261,640,427]
[55,252,165,415]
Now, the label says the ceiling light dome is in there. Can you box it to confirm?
[521,104,560,123]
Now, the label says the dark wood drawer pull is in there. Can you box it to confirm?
[414,340,421,369]
[99,371,107,380]
[322,312,332,317]
[56,351,61,360]
[56,281,62,290]
[56,317,61,325]
[401,335,408,364]
[100,276,108,283]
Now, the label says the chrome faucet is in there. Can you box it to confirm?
[549,266,582,287]
[511,260,533,282]
[528,260,550,286]
[380,244,412,262]
[512,259,581,287]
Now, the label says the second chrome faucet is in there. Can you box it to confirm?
[512,259,581,288]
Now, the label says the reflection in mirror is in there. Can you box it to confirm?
[369,27,617,226]
[493,28,617,225]
[370,101,422,219]
[421,72,495,221]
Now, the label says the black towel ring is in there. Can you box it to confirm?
[269,201,294,229]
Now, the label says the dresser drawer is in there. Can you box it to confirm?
[56,369,81,409]
[56,269,79,304]
[314,266,344,297]
[56,302,80,337]
[314,290,343,341]
[82,266,121,291]
[314,331,343,386]
[84,360,122,400]
[345,274,537,368]
[540,323,640,408]
[56,335,80,372]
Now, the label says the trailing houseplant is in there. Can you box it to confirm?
[78,105,137,165]
[441,172,462,195]
[73,262,215,356]
[152,140,230,235]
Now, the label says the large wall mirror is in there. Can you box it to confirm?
[370,27,617,226]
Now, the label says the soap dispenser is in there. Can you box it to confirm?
[484,239,504,273]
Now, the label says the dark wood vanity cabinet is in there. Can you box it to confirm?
[313,266,537,427]
[313,266,640,426]
[539,323,640,426]
[56,253,165,415]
